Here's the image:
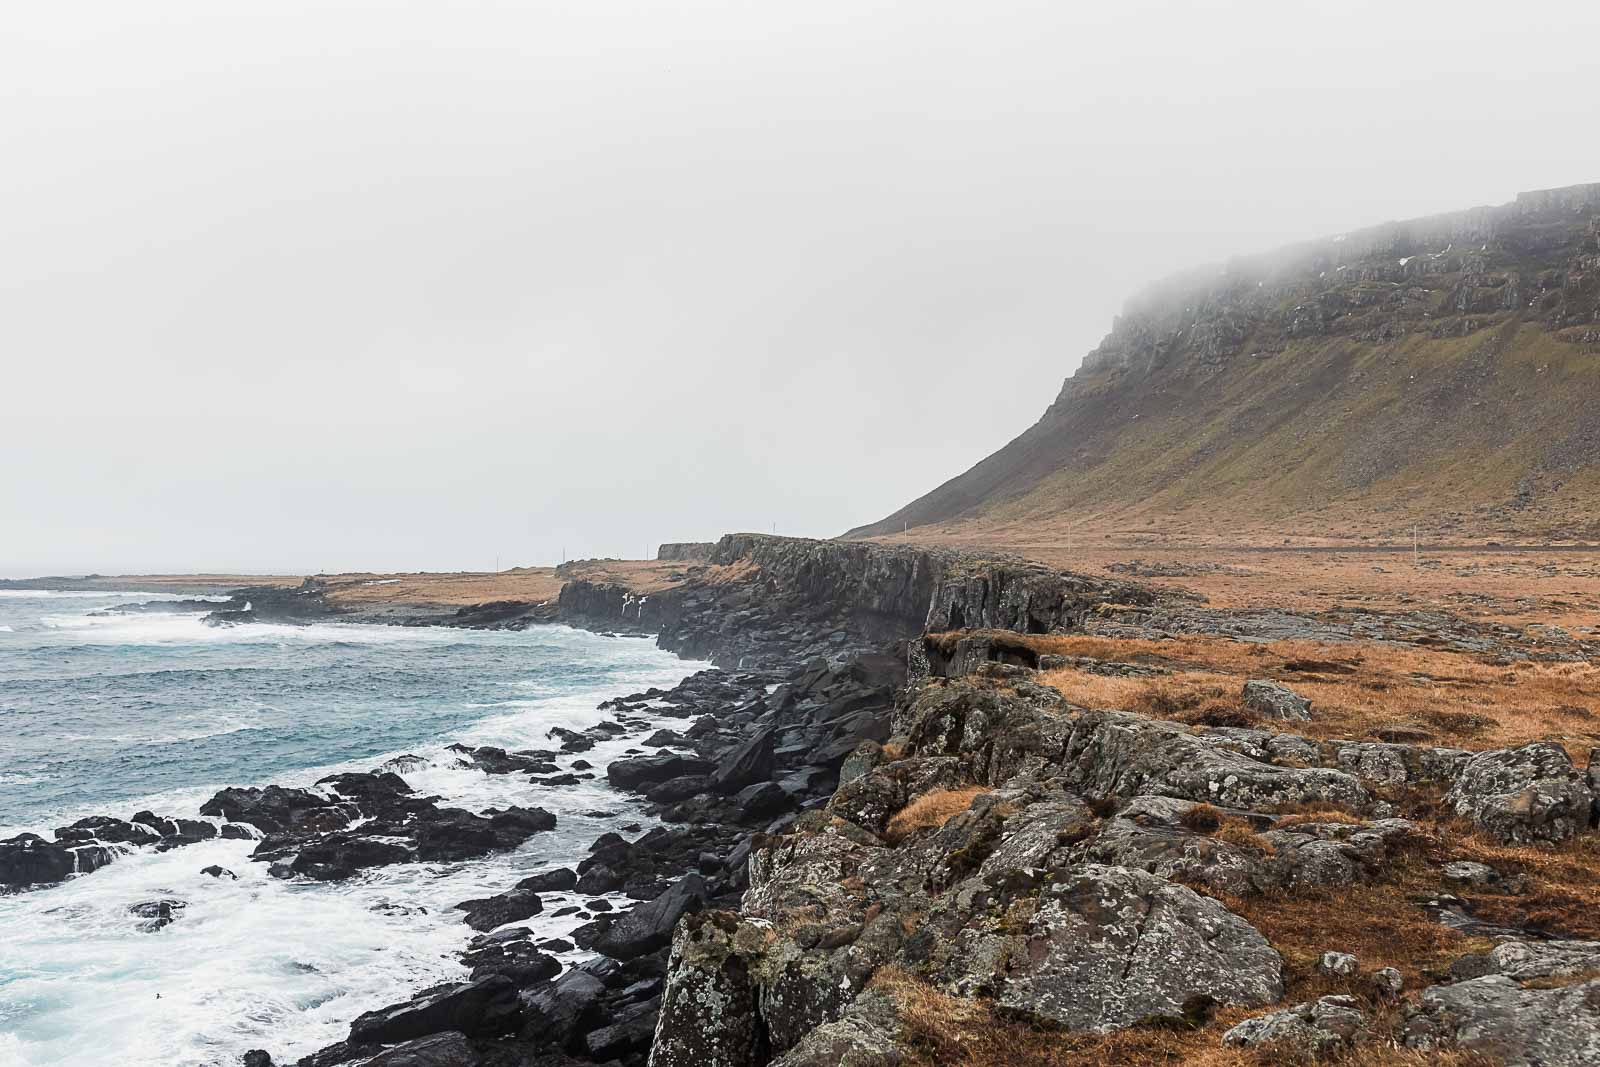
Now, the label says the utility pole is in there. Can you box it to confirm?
[1412,526,1419,565]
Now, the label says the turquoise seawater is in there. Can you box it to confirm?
[0,589,697,1067]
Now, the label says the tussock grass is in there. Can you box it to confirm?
[1012,633,1600,755]
[884,787,991,844]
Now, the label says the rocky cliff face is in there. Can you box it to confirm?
[557,533,1156,667]
[849,182,1600,543]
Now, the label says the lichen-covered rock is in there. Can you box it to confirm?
[1331,741,1470,790]
[1258,818,1421,888]
[1444,742,1595,843]
[1079,815,1264,896]
[1318,951,1359,977]
[1241,679,1312,721]
[1476,939,1600,981]
[997,864,1283,1031]
[767,990,904,1067]
[1405,975,1600,1065]
[1057,710,1372,811]
[826,768,907,836]
[649,912,767,1067]
[1223,994,1371,1055]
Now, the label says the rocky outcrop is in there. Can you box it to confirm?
[560,534,1157,668]
[1405,975,1600,1065]
[995,864,1283,1030]
[1444,742,1595,843]
[1224,994,1372,1055]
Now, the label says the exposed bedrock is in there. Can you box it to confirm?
[559,533,1156,668]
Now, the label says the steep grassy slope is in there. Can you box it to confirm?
[849,184,1600,545]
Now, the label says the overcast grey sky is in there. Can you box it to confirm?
[3,1,1595,575]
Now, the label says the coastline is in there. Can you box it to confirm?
[9,533,1600,1066]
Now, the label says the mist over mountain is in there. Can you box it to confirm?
[850,183,1600,547]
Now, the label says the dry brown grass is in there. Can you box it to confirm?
[1179,803,1226,834]
[873,966,1485,1067]
[316,558,706,608]
[885,787,991,844]
[1445,831,1600,940]
[1013,633,1600,755]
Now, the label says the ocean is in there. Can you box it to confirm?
[0,590,698,1067]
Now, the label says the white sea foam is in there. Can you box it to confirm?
[0,635,699,1066]
[0,590,208,599]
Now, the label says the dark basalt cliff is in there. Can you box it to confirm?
[849,182,1600,542]
[558,533,1158,668]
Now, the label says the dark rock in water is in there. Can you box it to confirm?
[531,773,582,787]
[1,833,113,890]
[241,1050,275,1067]
[575,865,622,895]
[547,727,595,753]
[537,937,574,953]
[278,834,414,881]
[359,1031,481,1066]
[201,785,353,836]
[642,729,686,748]
[348,975,521,1045]
[445,744,558,776]
[460,934,560,986]
[130,811,219,849]
[315,771,413,803]
[54,816,160,847]
[608,754,717,792]
[220,824,256,840]
[379,753,430,774]
[413,806,556,863]
[130,898,187,932]
[455,889,543,932]
[516,867,577,893]
[570,759,593,770]
[593,875,706,960]
[201,865,236,879]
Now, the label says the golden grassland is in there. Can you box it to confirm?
[315,558,702,608]
[958,631,1600,756]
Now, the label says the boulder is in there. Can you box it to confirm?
[608,754,717,792]
[519,968,605,1047]
[349,976,520,1046]
[767,991,904,1067]
[997,865,1283,1031]
[129,899,187,932]
[1223,995,1371,1055]
[1405,975,1600,1065]
[1318,951,1359,977]
[516,867,577,893]
[1240,679,1313,721]
[711,728,777,795]
[357,1031,480,1067]
[54,815,160,846]
[1,834,114,890]
[650,912,765,1067]
[200,785,352,835]
[455,889,543,933]
[1444,742,1595,843]
[593,874,707,960]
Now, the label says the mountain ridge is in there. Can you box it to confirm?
[848,182,1600,546]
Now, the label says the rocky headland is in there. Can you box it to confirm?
[13,532,1600,1065]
